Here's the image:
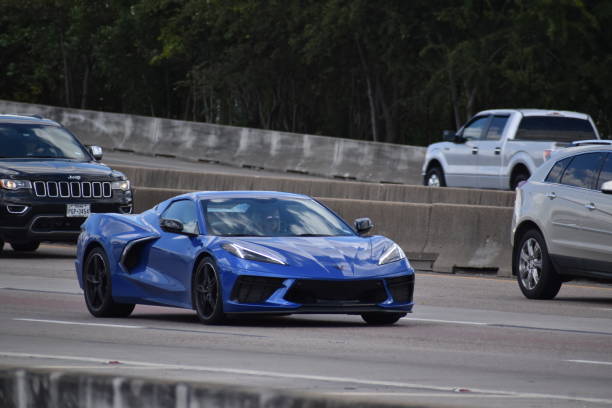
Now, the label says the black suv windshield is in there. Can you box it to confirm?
[202,197,355,237]
[0,123,90,160]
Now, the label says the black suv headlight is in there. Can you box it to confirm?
[0,179,32,190]
[111,180,130,191]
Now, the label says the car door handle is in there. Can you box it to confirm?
[545,192,557,200]
[585,202,596,211]
[472,147,479,155]
[494,147,501,155]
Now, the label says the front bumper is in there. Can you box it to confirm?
[0,190,132,243]
[221,272,415,315]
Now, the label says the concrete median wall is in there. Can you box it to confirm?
[0,99,426,184]
[120,165,515,207]
[133,187,513,276]
[0,366,420,408]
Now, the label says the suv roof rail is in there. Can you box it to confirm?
[570,140,612,147]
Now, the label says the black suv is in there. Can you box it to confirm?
[0,114,132,254]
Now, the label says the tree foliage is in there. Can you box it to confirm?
[1,0,611,144]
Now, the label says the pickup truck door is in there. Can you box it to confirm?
[445,115,490,188]
[475,115,510,189]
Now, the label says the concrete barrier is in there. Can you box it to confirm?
[120,165,516,207]
[0,100,426,184]
[0,366,426,408]
[133,187,513,276]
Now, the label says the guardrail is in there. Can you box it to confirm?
[0,366,421,408]
[0,100,426,184]
[117,165,515,207]
[133,187,513,276]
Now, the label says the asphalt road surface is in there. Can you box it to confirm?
[1,244,612,408]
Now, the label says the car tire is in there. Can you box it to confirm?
[361,312,405,325]
[193,256,226,325]
[514,229,562,300]
[510,171,529,190]
[83,247,135,317]
[10,241,40,252]
[0,238,4,256]
[424,166,446,187]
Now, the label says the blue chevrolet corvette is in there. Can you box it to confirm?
[75,191,414,325]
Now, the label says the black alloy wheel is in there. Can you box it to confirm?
[361,312,406,325]
[514,229,562,300]
[10,241,40,252]
[193,257,226,324]
[424,166,446,187]
[0,238,4,256]
[83,247,135,317]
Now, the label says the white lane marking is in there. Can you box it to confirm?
[403,317,487,326]
[567,359,612,366]
[14,318,143,329]
[329,392,518,398]
[1,352,612,405]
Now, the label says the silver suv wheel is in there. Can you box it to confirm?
[513,229,562,299]
[518,238,542,290]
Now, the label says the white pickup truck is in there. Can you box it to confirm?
[422,109,601,190]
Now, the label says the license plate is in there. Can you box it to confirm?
[66,204,91,218]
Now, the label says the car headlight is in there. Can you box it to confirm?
[378,243,406,265]
[0,179,32,190]
[111,180,130,191]
[222,243,286,265]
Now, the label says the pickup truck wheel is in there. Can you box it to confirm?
[510,171,529,190]
[514,229,562,299]
[425,167,446,187]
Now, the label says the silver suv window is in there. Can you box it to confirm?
[558,152,605,189]
[596,154,612,190]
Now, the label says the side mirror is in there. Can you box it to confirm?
[354,217,373,235]
[442,130,456,141]
[89,145,103,160]
[160,218,185,234]
[453,134,467,144]
[601,180,612,195]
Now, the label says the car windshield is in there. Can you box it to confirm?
[0,123,90,160]
[202,197,355,237]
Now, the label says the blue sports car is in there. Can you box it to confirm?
[75,191,415,325]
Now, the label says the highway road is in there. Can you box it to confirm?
[1,244,611,407]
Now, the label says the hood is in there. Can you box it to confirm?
[225,235,398,278]
[0,159,114,178]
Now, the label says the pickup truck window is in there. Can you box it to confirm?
[559,152,605,189]
[462,116,490,140]
[515,117,595,142]
[485,116,509,141]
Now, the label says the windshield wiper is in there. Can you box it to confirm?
[296,233,333,237]
[218,233,263,237]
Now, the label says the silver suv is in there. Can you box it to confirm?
[511,142,612,299]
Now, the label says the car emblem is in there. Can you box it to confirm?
[68,175,81,180]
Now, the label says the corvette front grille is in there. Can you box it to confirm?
[284,279,387,305]
[33,181,112,198]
